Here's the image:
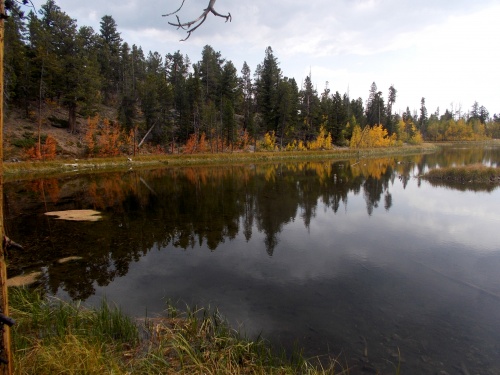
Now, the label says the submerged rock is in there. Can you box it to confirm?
[57,256,84,264]
[7,272,42,287]
[45,209,102,221]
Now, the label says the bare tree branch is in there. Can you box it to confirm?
[163,0,231,41]
[162,0,186,17]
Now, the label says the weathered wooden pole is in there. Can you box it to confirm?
[0,1,13,373]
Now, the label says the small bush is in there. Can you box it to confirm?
[48,116,69,129]
[11,132,48,149]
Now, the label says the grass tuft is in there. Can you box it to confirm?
[9,288,347,374]
[423,164,500,183]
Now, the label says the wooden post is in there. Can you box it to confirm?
[0,1,13,373]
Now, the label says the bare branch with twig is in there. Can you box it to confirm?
[163,0,231,41]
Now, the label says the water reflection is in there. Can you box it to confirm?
[4,145,500,374]
[5,149,500,297]
[6,157,417,284]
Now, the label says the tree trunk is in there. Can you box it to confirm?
[0,2,13,372]
[68,103,77,134]
[138,122,156,148]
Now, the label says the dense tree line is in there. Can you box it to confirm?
[4,1,500,156]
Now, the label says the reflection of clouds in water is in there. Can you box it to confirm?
[402,182,500,252]
[21,149,500,373]
[85,169,500,373]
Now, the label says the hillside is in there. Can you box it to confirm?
[3,104,117,161]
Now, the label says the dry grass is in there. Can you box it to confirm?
[423,164,500,183]
[9,288,346,374]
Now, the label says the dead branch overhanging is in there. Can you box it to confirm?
[163,0,231,41]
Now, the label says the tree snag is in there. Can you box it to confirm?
[163,0,231,41]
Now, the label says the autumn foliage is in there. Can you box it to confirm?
[307,126,332,150]
[85,117,133,157]
[26,136,58,160]
[349,124,398,149]
[183,130,252,154]
[184,132,209,154]
[260,131,276,151]
[426,118,488,141]
[28,178,61,203]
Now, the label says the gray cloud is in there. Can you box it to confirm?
[24,0,500,113]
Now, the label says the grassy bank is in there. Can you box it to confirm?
[9,288,343,374]
[4,144,437,181]
[423,164,500,183]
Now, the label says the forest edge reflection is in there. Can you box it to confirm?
[4,145,500,302]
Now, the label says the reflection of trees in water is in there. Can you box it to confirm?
[422,145,500,170]
[5,158,414,300]
[423,179,498,192]
[418,146,500,192]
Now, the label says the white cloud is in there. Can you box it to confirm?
[354,0,379,12]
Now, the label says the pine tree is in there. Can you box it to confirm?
[386,85,397,134]
[255,46,282,133]
[198,45,224,104]
[166,51,191,141]
[330,91,347,143]
[220,60,239,147]
[419,97,428,135]
[276,77,299,147]
[365,82,386,127]
[3,1,27,109]
[239,61,254,132]
[98,15,122,104]
[139,51,173,144]
[350,97,366,127]
[30,0,101,133]
[299,74,320,139]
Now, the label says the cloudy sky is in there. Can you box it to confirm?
[25,0,500,116]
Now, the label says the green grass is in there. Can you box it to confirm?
[10,288,138,374]
[9,288,347,374]
[423,164,500,183]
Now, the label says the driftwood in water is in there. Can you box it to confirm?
[2,237,22,251]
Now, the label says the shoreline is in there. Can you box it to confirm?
[10,287,346,374]
[3,144,439,181]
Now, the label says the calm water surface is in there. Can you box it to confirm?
[6,145,500,374]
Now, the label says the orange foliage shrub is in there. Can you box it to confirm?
[198,133,209,153]
[25,136,58,160]
[85,117,133,157]
[85,117,99,156]
[209,134,225,153]
[184,133,198,154]
[184,132,224,154]
[43,136,57,159]
[98,119,122,156]
[25,146,40,160]
[181,129,254,154]
[236,130,251,151]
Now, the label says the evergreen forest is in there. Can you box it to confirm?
[4,1,500,158]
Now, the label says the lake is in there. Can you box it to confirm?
[5,145,500,374]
